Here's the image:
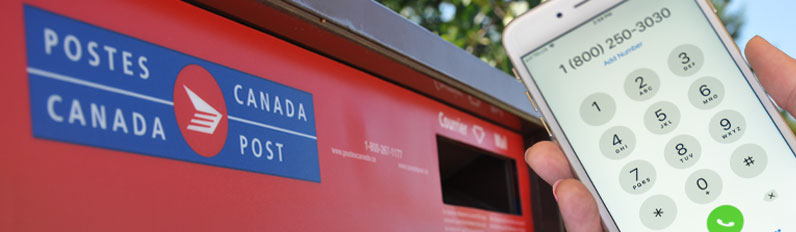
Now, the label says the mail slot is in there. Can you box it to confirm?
[0,0,561,231]
[438,136,522,215]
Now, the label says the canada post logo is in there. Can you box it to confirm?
[174,65,228,157]
[24,6,320,182]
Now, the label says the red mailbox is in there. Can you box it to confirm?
[0,0,560,231]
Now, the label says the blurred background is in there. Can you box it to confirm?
[377,0,796,130]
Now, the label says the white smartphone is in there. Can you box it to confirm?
[503,0,796,231]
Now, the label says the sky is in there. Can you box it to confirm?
[436,1,796,61]
[727,0,796,58]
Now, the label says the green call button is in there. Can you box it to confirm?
[707,205,744,232]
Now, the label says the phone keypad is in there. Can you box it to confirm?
[580,93,616,126]
[668,44,704,77]
[709,110,747,143]
[620,160,656,194]
[644,101,680,134]
[685,169,723,204]
[664,135,702,169]
[624,68,660,101]
[600,126,636,160]
[574,41,773,229]
[688,76,725,109]
[730,144,768,178]
[639,195,677,230]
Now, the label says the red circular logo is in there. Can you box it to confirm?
[173,64,228,157]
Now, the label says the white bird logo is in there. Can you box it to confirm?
[183,85,222,134]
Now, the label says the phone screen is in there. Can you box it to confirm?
[521,0,796,231]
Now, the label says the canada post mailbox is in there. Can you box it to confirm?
[0,0,560,231]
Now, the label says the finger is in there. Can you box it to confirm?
[745,36,796,114]
[555,179,602,232]
[525,141,574,185]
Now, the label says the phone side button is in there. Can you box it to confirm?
[539,116,552,137]
[512,67,521,80]
[525,91,539,112]
[515,67,540,113]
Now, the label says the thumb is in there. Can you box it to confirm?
[745,36,796,114]
[554,179,602,232]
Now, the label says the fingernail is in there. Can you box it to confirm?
[552,179,562,202]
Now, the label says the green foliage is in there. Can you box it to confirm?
[712,0,745,39]
[379,0,541,75]
[377,0,744,77]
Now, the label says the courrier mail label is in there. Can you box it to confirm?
[24,6,320,182]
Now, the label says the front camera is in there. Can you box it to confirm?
[556,12,563,18]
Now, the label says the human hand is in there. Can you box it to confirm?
[524,36,796,232]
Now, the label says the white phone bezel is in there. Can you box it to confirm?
[503,0,796,231]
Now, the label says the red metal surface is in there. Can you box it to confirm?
[0,0,534,231]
